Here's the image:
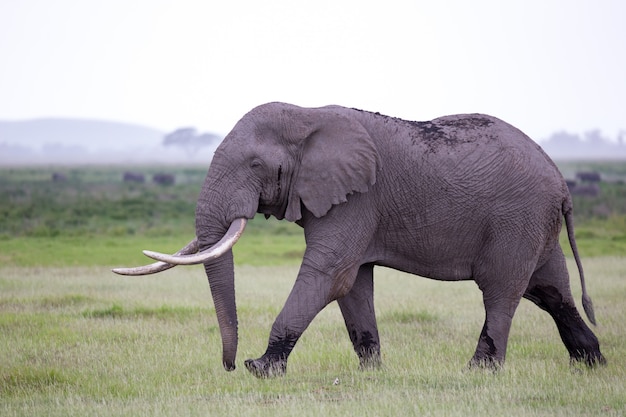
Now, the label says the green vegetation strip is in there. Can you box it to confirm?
[1,164,626,267]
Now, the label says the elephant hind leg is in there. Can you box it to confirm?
[470,294,523,369]
[470,251,534,368]
[337,264,381,369]
[523,246,605,367]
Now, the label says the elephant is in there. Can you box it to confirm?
[113,102,605,378]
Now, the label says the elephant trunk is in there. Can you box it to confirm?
[204,248,238,371]
[192,158,258,371]
[195,197,245,371]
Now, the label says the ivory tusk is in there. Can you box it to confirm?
[111,261,175,276]
[111,238,199,276]
[143,218,246,265]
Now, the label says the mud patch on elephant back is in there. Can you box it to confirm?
[437,116,495,130]
[414,117,495,148]
[351,107,496,152]
[411,121,446,143]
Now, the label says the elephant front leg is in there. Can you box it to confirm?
[337,264,381,369]
[243,328,298,378]
[245,261,360,378]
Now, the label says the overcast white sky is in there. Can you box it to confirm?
[1,0,624,140]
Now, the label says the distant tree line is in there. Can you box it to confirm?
[122,171,175,185]
[540,130,626,159]
[50,171,178,186]
[163,128,221,156]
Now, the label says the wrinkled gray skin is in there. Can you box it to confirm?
[195,102,604,378]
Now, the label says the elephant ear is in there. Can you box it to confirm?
[285,109,381,221]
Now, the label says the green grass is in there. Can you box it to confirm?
[1,259,624,416]
[0,222,305,268]
[560,214,626,257]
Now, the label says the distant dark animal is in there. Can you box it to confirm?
[51,172,67,182]
[123,172,145,183]
[576,171,601,183]
[153,173,175,185]
[570,184,601,197]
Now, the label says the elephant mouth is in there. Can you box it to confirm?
[112,218,247,274]
[258,204,287,220]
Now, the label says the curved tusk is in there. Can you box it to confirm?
[111,261,175,276]
[143,218,247,265]
[112,238,199,276]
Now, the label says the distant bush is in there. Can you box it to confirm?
[0,167,200,237]
[152,173,175,186]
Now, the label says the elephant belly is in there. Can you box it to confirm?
[367,240,477,282]
[377,257,475,282]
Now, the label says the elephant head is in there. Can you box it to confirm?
[113,102,381,371]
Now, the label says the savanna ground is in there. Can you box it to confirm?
[1,163,625,416]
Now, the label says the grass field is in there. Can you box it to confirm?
[1,164,625,416]
[1,259,625,416]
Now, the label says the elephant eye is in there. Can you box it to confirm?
[250,159,264,169]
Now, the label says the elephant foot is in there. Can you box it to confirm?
[570,350,606,368]
[358,351,382,370]
[468,355,503,371]
[244,355,287,378]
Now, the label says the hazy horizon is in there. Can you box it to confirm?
[1,1,625,144]
[1,116,625,166]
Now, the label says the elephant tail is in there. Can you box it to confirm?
[563,199,597,325]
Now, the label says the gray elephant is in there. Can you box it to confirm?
[114,102,605,378]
